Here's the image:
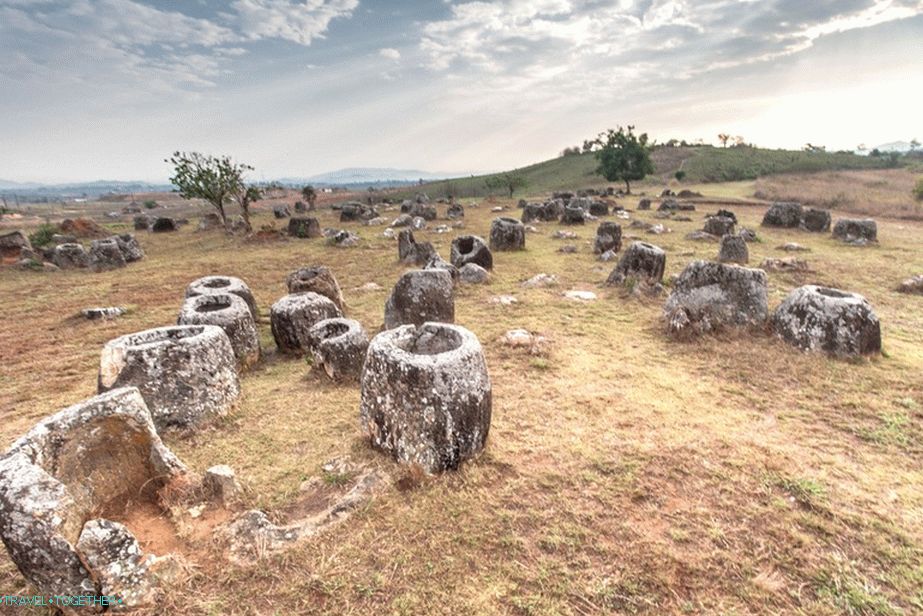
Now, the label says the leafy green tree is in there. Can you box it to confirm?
[301,185,317,208]
[913,177,923,202]
[166,152,255,229]
[674,170,686,182]
[485,173,527,198]
[589,126,654,194]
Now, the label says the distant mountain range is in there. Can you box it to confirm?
[0,179,172,196]
[279,167,470,187]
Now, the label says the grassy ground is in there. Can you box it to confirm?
[1,186,922,615]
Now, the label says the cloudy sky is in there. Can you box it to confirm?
[1,0,922,183]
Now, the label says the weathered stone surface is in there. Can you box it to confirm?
[777,242,810,252]
[186,275,259,318]
[594,222,622,254]
[273,205,291,219]
[271,292,343,354]
[772,285,881,357]
[115,234,144,262]
[704,215,736,237]
[718,234,749,264]
[330,229,360,246]
[178,293,261,368]
[197,212,222,232]
[558,244,577,253]
[390,214,413,227]
[204,465,242,505]
[53,243,91,269]
[560,205,586,225]
[150,217,177,233]
[664,260,768,336]
[76,519,173,610]
[658,198,679,211]
[88,238,127,271]
[739,228,758,242]
[286,266,345,311]
[637,198,651,210]
[384,269,454,329]
[82,307,126,320]
[521,273,558,288]
[360,323,491,473]
[424,254,459,284]
[832,218,877,243]
[564,290,597,301]
[685,230,719,242]
[306,317,369,382]
[0,388,187,602]
[589,200,609,216]
[760,257,810,272]
[446,203,465,219]
[489,217,526,251]
[397,229,436,265]
[98,326,240,428]
[340,203,379,222]
[288,216,322,238]
[0,230,31,261]
[450,235,493,270]
[713,209,738,223]
[459,263,489,284]
[761,202,802,227]
[802,207,831,232]
[134,215,153,231]
[606,241,666,285]
[897,274,923,295]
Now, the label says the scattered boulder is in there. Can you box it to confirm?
[98,325,241,429]
[521,203,545,223]
[270,292,343,354]
[718,234,749,264]
[0,387,188,603]
[88,238,127,271]
[340,202,378,222]
[306,318,369,382]
[0,230,31,261]
[760,257,810,272]
[777,242,810,252]
[458,263,489,284]
[685,230,719,242]
[424,254,459,284]
[390,214,413,228]
[832,218,877,243]
[564,290,597,301]
[409,202,437,221]
[397,229,436,266]
[606,241,666,285]
[551,230,578,240]
[897,274,923,295]
[411,216,427,230]
[60,218,106,238]
[521,273,558,288]
[178,293,261,368]
[330,230,360,247]
[286,266,345,311]
[114,234,144,262]
[186,275,259,319]
[658,199,679,211]
[360,323,491,473]
[150,217,178,233]
[713,209,737,223]
[637,198,651,211]
[704,215,736,237]
[446,203,465,219]
[739,228,758,242]
[589,201,609,216]
[273,205,291,219]
[594,222,622,254]
[203,465,242,505]
[558,245,577,254]
[664,261,768,336]
[801,207,831,232]
[197,213,222,232]
[451,235,493,270]
[560,205,586,225]
[384,269,454,329]
[82,307,126,320]
[288,217,322,239]
[294,201,309,213]
[489,217,526,251]
[771,285,881,357]
[647,224,669,235]
[52,243,91,269]
[761,202,802,228]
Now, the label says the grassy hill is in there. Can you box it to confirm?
[398,146,894,200]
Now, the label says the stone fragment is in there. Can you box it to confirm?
[271,292,343,354]
[383,269,454,329]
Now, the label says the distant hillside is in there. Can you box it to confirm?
[280,167,470,187]
[398,146,895,199]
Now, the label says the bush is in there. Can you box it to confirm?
[143,200,158,209]
[913,177,923,202]
[29,223,57,247]
[674,170,686,182]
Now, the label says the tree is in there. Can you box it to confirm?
[234,184,261,230]
[910,138,920,152]
[485,173,527,198]
[301,185,317,208]
[166,152,254,229]
[718,133,730,148]
[674,170,686,182]
[588,125,654,194]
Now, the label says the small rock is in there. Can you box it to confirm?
[564,290,597,301]
[558,245,578,254]
[897,274,923,295]
[458,263,489,284]
[490,295,518,305]
[204,465,242,505]
[82,307,126,320]
[551,230,578,240]
[521,273,558,288]
[777,242,810,252]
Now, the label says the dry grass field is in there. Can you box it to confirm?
[1,184,922,615]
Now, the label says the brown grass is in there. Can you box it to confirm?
[753,168,923,220]
[1,184,922,615]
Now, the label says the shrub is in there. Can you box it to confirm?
[29,223,57,247]
[913,177,923,202]
[143,200,158,209]
[674,170,686,182]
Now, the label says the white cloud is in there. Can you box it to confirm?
[231,0,358,45]
[379,47,401,60]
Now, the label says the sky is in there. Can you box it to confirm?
[1,0,922,183]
